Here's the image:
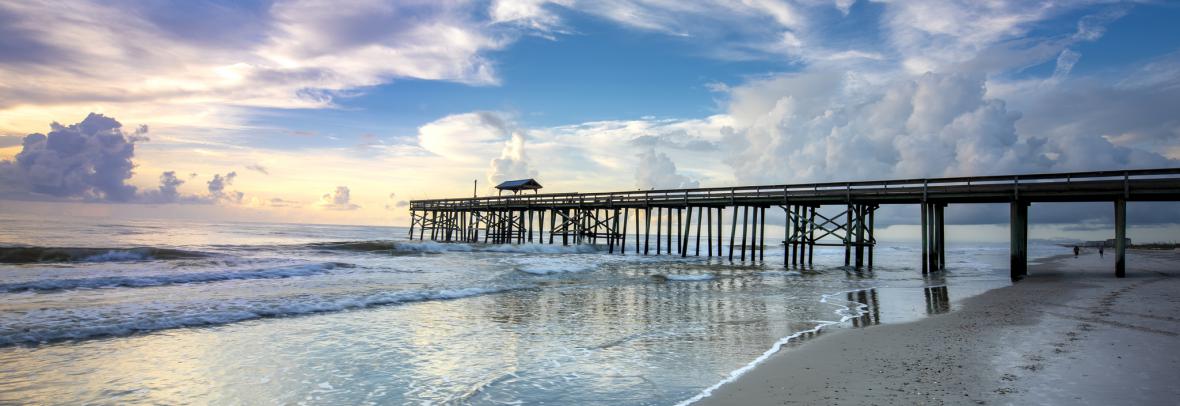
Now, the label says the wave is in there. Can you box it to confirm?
[0,286,522,347]
[655,274,716,282]
[0,246,210,264]
[391,240,601,254]
[0,262,348,293]
[303,241,397,252]
[215,240,602,255]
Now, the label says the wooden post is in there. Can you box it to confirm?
[1009,201,1028,280]
[729,206,738,261]
[644,208,652,255]
[547,210,554,244]
[928,204,938,271]
[740,206,749,261]
[717,207,724,257]
[695,206,703,257]
[635,208,641,254]
[681,206,692,257]
[1115,199,1126,278]
[921,203,929,274]
[807,206,816,266]
[484,211,492,243]
[855,205,866,268]
[759,206,767,262]
[706,206,713,257]
[783,205,790,266]
[937,204,946,270]
[620,208,628,254]
[868,205,875,268]
[409,211,417,240]
[562,209,569,246]
[667,207,674,255]
[430,211,438,240]
[844,204,852,266]
[675,208,682,255]
[656,207,663,254]
[792,205,800,266]
[608,210,616,254]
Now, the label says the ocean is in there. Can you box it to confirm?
[0,214,1063,405]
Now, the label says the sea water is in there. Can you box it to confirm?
[0,214,1063,405]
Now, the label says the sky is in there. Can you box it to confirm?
[0,0,1178,239]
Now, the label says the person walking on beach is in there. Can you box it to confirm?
[1099,246,1105,258]
[1073,246,1080,257]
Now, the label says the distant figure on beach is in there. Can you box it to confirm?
[1073,246,1080,257]
[1099,246,1105,257]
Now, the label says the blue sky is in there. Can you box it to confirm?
[0,0,1178,232]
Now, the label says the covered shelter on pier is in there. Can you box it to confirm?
[495,179,543,195]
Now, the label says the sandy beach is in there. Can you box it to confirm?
[698,249,1180,405]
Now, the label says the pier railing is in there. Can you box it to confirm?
[411,168,1180,211]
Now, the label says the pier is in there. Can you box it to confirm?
[409,168,1180,279]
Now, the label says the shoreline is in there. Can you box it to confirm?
[694,249,1180,405]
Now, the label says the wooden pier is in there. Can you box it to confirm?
[409,168,1180,279]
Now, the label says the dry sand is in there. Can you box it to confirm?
[697,250,1180,405]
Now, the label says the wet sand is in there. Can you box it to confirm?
[698,250,1180,405]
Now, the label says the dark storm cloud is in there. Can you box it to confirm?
[1,113,142,201]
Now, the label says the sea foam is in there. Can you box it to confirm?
[0,286,521,347]
[0,262,347,293]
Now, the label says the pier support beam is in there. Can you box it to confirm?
[759,206,767,262]
[868,205,875,268]
[1010,201,1029,280]
[921,203,929,274]
[706,207,713,257]
[1115,199,1126,278]
[855,204,865,268]
[936,204,946,270]
[681,207,692,257]
[729,207,738,261]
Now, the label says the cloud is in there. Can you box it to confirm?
[268,197,302,208]
[139,171,189,204]
[488,132,538,185]
[318,186,360,210]
[635,148,700,190]
[0,113,143,201]
[418,112,514,161]
[0,0,514,134]
[246,164,269,175]
[207,171,243,204]
[0,135,23,148]
[384,192,410,211]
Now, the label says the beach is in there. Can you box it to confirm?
[698,249,1180,405]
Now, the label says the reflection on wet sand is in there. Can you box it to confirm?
[848,289,881,327]
[924,286,951,314]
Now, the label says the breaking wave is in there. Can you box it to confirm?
[0,262,348,293]
[0,286,524,347]
[0,246,210,264]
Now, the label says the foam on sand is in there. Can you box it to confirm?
[675,288,874,405]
